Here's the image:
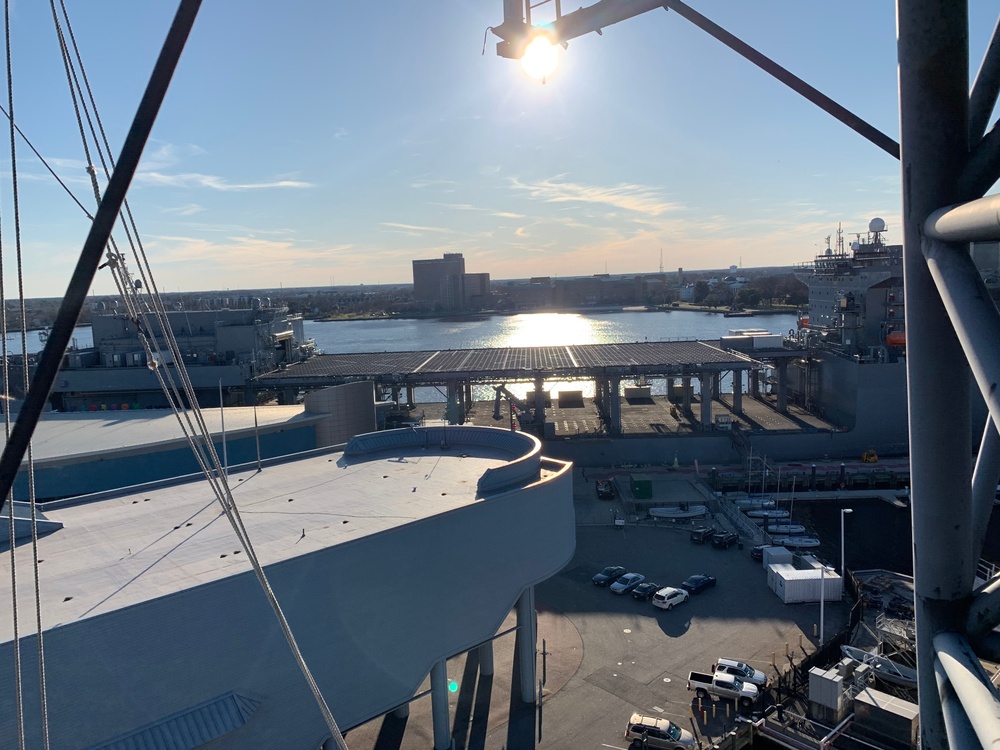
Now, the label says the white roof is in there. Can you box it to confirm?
[0,426,537,642]
[2,406,312,464]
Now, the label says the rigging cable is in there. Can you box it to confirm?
[48,4,348,746]
[5,0,50,745]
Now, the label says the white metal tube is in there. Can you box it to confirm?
[925,194,1000,243]
[934,631,1000,748]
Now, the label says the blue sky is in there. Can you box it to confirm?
[4,1,998,296]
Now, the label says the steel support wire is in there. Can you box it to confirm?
[934,632,1000,748]
[933,655,982,750]
[0,0,202,518]
[971,418,1000,566]
[661,0,899,160]
[969,14,1000,143]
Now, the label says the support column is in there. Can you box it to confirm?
[776,360,788,413]
[733,369,743,414]
[406,384,415,409]
[682,376,692,413]
[608,376,622,436]
[479,641,494,677]
[699,371,712,427]
[445,381,464,424]
[666,376,675,401]
[464,382,473,414]
[899,2,972,746]
[392,703,410,719]
[711,372,721,400]
[430,659,451,750]
[516,587,538,704]
[533,374,546,425]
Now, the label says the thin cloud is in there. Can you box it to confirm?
[381,222,452,234]
[162,203,206,217]
[135,172,313,190]
[510,176,684,217]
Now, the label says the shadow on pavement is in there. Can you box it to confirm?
[372,712,408,750]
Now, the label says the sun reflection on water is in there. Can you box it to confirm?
[487,313,610,348]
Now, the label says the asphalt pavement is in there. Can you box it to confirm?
[344,466,850,750]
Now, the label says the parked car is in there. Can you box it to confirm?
[750,544,767,561]
[711,531,739,549]
[713,658,769,688]
[652,586,690,610]
[610,572,646,594]
[624,712,696,749]
[687,671,758,708]
[593,565,627,586]
[681,574,717,594]
[690,525,715,543]
[631,581,661,601]
[596,479,615,499]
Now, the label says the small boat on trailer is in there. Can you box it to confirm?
[747,509,790,522]
[648,504,708,520]
[840,645,918,689]
[765,523,807,535]
[773,535,821,548]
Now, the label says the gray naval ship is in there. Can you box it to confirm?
[784,219,910,457]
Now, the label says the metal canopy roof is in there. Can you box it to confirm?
[256,340,760,387]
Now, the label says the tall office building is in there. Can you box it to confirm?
[412,253,467,310]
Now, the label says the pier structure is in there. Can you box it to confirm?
[255,339,801,436]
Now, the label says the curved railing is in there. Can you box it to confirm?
[344,425,542,496]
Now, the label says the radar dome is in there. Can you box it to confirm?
[869,217,887,233]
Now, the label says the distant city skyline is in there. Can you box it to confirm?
[6,2,998,298]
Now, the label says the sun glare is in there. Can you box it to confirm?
[520,36,559,82]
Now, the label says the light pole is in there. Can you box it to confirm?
[840,508,854,577]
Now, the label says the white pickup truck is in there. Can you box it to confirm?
[686,671,759,707]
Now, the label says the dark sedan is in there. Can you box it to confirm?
[592,565,627,586]
[711,531,739,549]
[681,573,717,594]
[631,581,661,601]
[596,480,615,499]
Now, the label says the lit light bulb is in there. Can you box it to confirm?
[520,36,559,82]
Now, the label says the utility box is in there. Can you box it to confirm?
[852,687,919,750]
[630,476,653,500]
[624,386,652,399]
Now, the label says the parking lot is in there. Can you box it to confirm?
[345,467,850,750]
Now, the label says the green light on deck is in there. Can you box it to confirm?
[448,680,458,693]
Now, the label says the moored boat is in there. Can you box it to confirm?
[840,645,918,689]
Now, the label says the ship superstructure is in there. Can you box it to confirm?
[46,299,315,410]
[795,218,905,362]
[784,220,909,449]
